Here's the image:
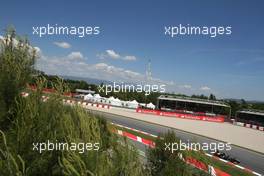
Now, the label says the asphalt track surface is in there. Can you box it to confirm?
[87,108,264,175]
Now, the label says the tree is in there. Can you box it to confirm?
[0,27,36,130]
[240,99,248,109]
[209,94,216,100]
[147,131,192,176]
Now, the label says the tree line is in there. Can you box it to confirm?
[31,72,264,118]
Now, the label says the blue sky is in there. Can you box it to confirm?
[1,0,264,100]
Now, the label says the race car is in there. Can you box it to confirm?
[213,150,240,164]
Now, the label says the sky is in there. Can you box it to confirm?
[1,0,264,100]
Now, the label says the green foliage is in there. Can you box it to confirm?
[191,94,209,100]
[209,94,216,100]
[147,131,199,176]
[0,29,145,176]
[0,130,26,176]
[1,77,146,176]
[0,27,36,130]
[111,139,146,176]
[147,131,211,176]
[251,103,264,110]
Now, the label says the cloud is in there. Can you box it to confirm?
[67,52,84,60]
[0,35,41,57]
[200,86,211,91]
[181,85,192,89]
[97,49,137,61]
[93,62,146,81]
[94,62,109,69]
[123,55,137,61]
[33,48,220,96]
[34,47,42,57]
[36,50,173,89]
[53,42,71,49]
[236,57,264,66]
[106,50,120,59]
[0,41,193,95]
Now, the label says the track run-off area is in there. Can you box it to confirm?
[83,105,264,175]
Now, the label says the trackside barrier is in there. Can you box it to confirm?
[115,129,155,148]
[233,121,264,132]
[63,99,111,109]
[21,92,111,109]
[21,92,29,97]
[136,108,225,123]
[21,92,50,102]
[114,128,230,176]
[113,123,262,176]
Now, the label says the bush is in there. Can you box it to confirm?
[147,131,209,176]
[0,29,145,176]
[0,27,35,130]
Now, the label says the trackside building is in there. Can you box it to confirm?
[236,109,264,128]
[156,95,231,119]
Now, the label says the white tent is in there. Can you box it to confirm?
[110,98,122,107]
[94,94,101,98]
[114,98,121,102]
[108,96,115,101]
[107,97,115,103]
[127,100,139,109]
[147,102,155,109]
[106,96,115,104]
[93,94,102,102]
[84,94,93,101]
